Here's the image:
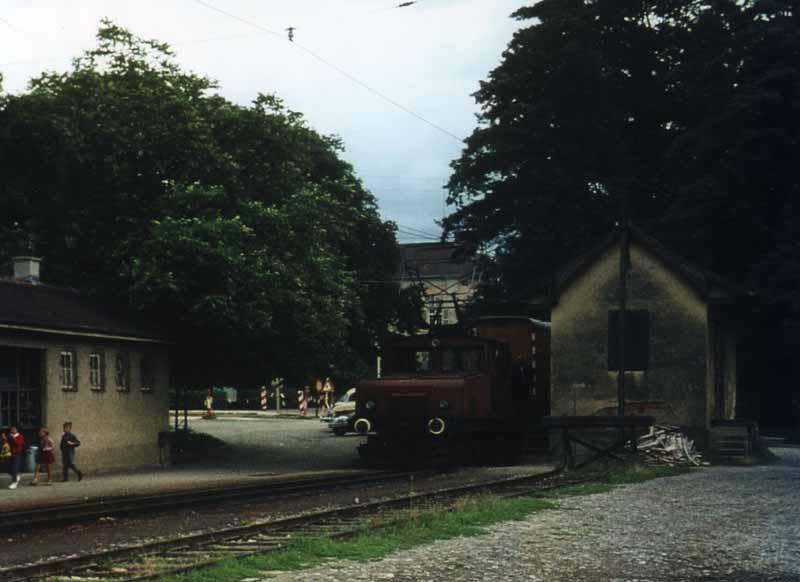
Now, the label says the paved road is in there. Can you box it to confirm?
[187,415,362,473]
[271,447,800,582]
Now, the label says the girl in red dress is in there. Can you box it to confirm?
[31,427,55,485]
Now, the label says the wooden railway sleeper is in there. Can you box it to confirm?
[209,542,283,550]
[57,569,133,580]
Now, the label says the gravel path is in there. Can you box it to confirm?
[267,447,800,582]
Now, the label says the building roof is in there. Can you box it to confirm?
[0,280,168,343]
[553,225,742,303]
[397,242,475,282]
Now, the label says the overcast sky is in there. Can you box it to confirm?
[0,0,526,243]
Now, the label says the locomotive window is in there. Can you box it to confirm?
[441,347,483,372]
[414,350,432,373]
[461,349,482,371]
[442,349,458,372]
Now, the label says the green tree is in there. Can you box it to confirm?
[0,21,411,386]
[444,0,799,299]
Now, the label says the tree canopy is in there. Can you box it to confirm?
[0,21,412,387]
[445,0,799,300]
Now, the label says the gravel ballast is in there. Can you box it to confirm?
[268,447,800,582]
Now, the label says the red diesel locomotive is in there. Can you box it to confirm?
[354,316,550,464]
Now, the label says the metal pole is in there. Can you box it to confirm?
[183,386,188,431]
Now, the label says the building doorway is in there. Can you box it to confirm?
[0,346,44,430]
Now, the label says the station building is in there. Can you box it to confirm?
[548,227,743,439]
[0,257,171,472]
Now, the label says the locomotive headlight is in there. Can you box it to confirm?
[428,417,446,436]
[439,399,450,410]
[365,400,376,411]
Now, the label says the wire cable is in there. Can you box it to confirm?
[0,14,26,34]
[397,225,441,239]
[397,224,441,237]
[188,0,463,143]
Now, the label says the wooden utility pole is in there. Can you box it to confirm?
[617,195,630,417]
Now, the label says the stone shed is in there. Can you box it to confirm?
[0,257,171,473]
[549,227,741,435]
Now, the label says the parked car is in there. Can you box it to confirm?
[320,387,356,423]
[332,388,356,416]
[330,412,355,436]
[326,388,356,434]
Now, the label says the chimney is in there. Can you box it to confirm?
[12,256,42,284]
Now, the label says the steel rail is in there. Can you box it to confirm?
[2,467,585,582]
[0,469,426,529]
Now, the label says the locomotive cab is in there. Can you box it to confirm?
[355,317,549,465]
[355,336,520,463]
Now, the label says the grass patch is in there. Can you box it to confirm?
[157,496,555,582]
[157,461,696,582]
[538,462,694,500]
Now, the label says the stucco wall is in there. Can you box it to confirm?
[551,242,710,428]
[0,331,170,473]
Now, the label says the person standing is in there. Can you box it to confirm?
[314,378,323,417]
[60,421,83,482]
[322,377,335,416]
[31,427,55,486]
[6,425,24,489]
[203,388,215,419]
[1,433,11,485]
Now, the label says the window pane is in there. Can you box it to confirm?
[462,348,482,371]
[115,354,127,388]
[414,351,432,373]
[60,351,75,388]
[141,356,153,390]
[441,349,458,371]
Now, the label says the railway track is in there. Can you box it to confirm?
[0,470,422,529]
[3,467,583,582]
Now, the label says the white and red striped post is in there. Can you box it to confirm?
[260,386,268,411]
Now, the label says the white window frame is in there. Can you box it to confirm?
[115,352,129,391]
[60,349,77,391]
[140,355,154,392]
[89,352,105,391]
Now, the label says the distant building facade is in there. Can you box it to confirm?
[549,228,740,433]
[0,257,170,472]
[397,243,478,327]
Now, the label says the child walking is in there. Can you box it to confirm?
[60,421,83,482]
[7,426,24,489]
[31,427,55,485]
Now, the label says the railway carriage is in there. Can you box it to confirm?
[354,316,550,464]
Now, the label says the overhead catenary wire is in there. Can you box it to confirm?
[396,229,441,242]
[0,14,26,35]
[0,0,430,68]
[396,223,441,238]
[188,0,463,143]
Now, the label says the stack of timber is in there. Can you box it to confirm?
[637,425,705,466]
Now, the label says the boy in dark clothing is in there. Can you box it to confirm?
[60,421,83,482]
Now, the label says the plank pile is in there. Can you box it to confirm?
[637,424,706,466]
